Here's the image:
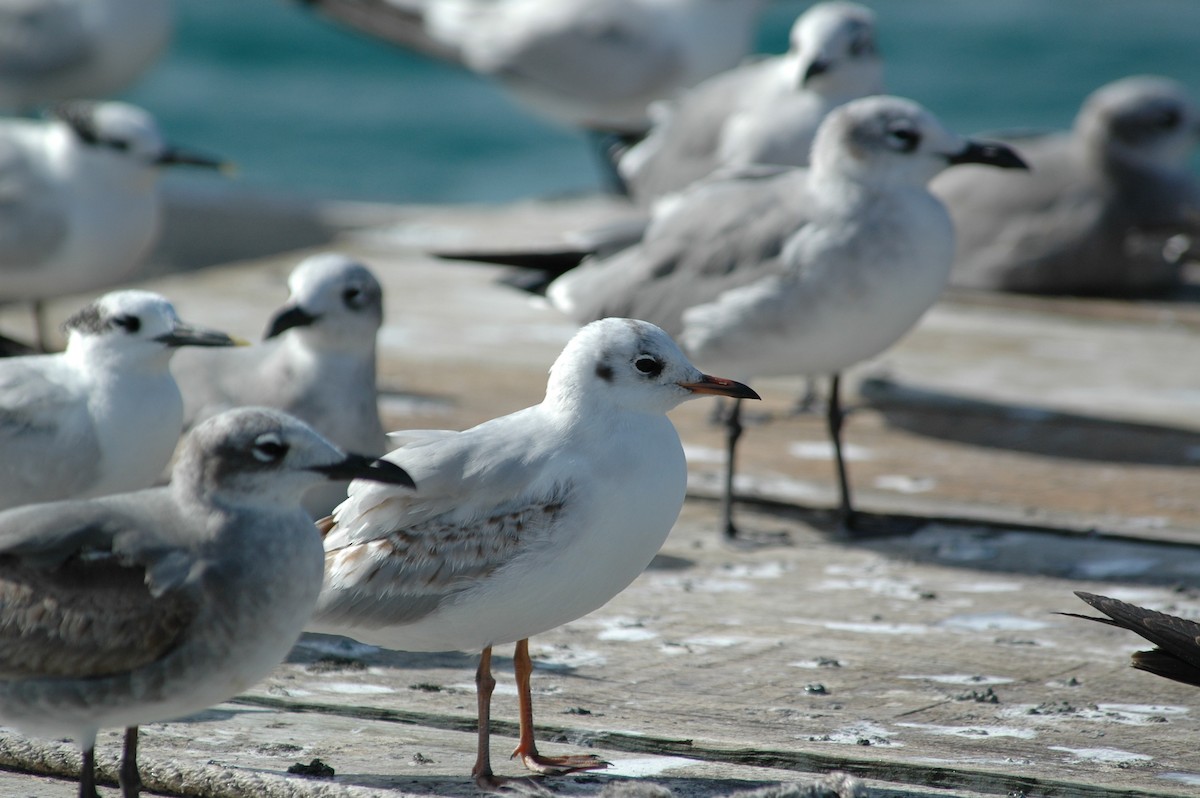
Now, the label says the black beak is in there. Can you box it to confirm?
[947,140,1029,170]
[678,375,762,400]
[311,453,416,489]
[155,322,244,348]
[264,305,320,339]
[802,59,829,86]
[156,145,232,171]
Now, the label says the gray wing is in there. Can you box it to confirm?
[0,0,90,77]
[623,61,770,200]
[0,496,198,679]
[550,168,809,334]
[297,0,464,64]
[0,359,99,508]
[0,133,69,272]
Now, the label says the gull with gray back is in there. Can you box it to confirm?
[0,406,414,798]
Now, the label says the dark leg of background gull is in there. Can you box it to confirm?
[79,746,99,798]
[587,131,635,196]
[120,727,142,797]
[721,398,745,539]
[827,373,857,529]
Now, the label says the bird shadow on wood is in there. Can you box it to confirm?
[858,376,1200,467]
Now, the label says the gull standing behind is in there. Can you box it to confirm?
[171,253,390,517]
[933,75,1200,296]
[0,0,171,111]
[309,318,758,786]
[0,407,414,798]
[542,96,1028,536]
[294,0,766,135]
[0,290,240,511]
[0,101,227,346]
[619,1,883,203]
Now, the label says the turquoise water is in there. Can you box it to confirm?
[122,0,1200,204]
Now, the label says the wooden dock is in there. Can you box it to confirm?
[2,192,1199,797]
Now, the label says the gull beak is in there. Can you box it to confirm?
[155,322,246,348]
[802,58,829,87]
[678,375,761,400]
[947,139,1029,170]
[156,144,235,173]
[264,305,320,339]
[310,453,416,489]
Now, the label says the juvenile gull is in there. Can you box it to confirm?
[542,96,1027,535]
[620,1,883,202]
[309,318,758,785]
[0,406,414,798]
[0,0,171,111]
[295,0,766,135]
[172,253,389,516]
[933,75,1200,296]
[1060,591,1200,689]
[0,101,226,346]
[0,290,239,511]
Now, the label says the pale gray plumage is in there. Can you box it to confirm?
[0,290,239,512]
[171,252,389,516]
[0,406,414,798]
[545,96,1028,534]
[0,0,171,111]
[619,1,883,202]
[934,75,1200,296]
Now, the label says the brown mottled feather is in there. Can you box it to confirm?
[0,553,194,679]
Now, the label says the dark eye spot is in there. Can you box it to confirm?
[595,363,614,382]
[1157,109,1182,130]
[252,433,288,463]
[342,287,363,308]
[887,126,920,153]
[635,356,663,377]
[112,314,140,333]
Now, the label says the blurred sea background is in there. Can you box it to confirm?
[123,0,1200,206]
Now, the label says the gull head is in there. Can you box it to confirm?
[1075,75,1200,169]
[546,318,758,416]
[791,2,883,97]
[176,407,413,510]
[812,95,1028,188]
[53,101,229,172]
[263,253,384,350]
[62,290,240,370]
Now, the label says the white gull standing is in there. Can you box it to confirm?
[0,101,227,347]
[0,0,171,111]
[0,406,414,798]
[619,1,883,202]
[933,74,1200,296]
[0,290,240,511]
[541,96,1028,536]
[309,317,758,786]
[171,253,390,516]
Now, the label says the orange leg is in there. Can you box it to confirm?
[471,646,502,788]
[510,638,610,775]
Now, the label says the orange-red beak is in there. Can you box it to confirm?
[678,375,760,400]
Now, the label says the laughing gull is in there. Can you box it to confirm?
[0,290,240,511]
[309,318,757,785]
[0,0,171,111]
[295,0,766,135]
[0,406,414,798]
[171,253,390,516]
[0,101,227,347]
[526,96,1027,536]
[1061,591,1200,689]
[933,75,1200,296]
[620,1,884,202]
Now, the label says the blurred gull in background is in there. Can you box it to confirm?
[933,75,1200,296]
[619,1,884,203]
[0,0,171,111]
[172,252,390,517]
[0,290,239,511]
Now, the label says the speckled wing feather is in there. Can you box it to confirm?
[0,501,197,680]
[1063,591,1200,688]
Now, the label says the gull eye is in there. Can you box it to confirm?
[634,356,663,377]
[112,314,141,333]
[1157,108,1182,130]
[342,286,364,309]
[886,125,921,153]
[252,433,289,463]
